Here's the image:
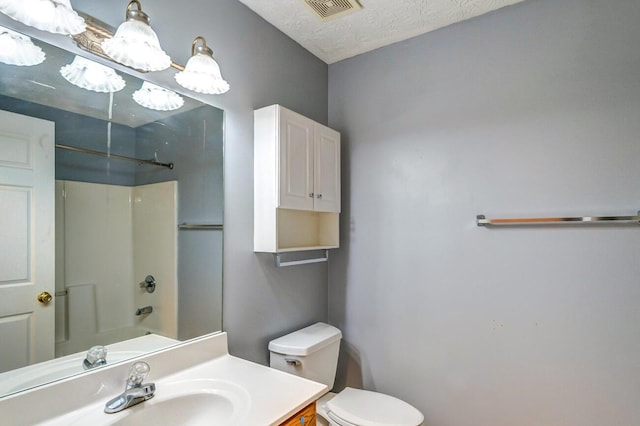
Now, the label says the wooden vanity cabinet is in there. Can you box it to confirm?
[254,104,340,253]
[280,401,316,426]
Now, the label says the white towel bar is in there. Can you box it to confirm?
[274,250,329,267]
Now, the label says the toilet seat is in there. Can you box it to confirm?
[325,387,424,426]
[327,410,360,426]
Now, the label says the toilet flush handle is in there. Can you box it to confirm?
[284,358,301,367]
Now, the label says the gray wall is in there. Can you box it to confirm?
[66,0,330,364]
[328,0,640,425]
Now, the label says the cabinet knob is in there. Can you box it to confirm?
[309,192,314,198]
[316,193,323,199]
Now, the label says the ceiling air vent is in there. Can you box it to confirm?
[303,0,363,21]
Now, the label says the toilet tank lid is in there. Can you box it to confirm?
[269,322,342,356]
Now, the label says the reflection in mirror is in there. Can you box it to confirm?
[0,27,223,397]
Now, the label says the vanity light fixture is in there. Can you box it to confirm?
[132,81,184,111]
[60,55,126,93]
[0,26,45,66]
[175,36,230,95]
[0,0,85,35]
[101,0,171,72]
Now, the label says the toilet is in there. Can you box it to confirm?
[269,322,424,426]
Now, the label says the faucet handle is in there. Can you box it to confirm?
[83,345,107,370]
[126,361,151,388]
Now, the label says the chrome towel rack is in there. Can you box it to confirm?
[477,212,640,227]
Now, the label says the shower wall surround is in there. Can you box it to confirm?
[55,180,177,356]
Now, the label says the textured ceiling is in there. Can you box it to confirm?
[237,0,526,63]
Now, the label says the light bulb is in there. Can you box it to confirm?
[0,34,17,55]
[83,66,103,86]
[101,0,170,72]
[60,56,125,93]
[132,82,184,111]
[0,26,46,66]
[175,36,229,95]
[149,89,165,105]
[25,0,56,24]
[0,0,85,35]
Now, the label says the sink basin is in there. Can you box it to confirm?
[70,379,251,426]
[113,392,239,425]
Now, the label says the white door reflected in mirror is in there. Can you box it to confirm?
[0,110,55,373]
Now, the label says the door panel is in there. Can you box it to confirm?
[0,110,55,373]
[0,132,32,169]
[279,110,314,211]
[314,125,340,213]
[0,186,30,282]
[0,313,33,372]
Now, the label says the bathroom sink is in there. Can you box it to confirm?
[70,379,251,426]
[1,333,327,426]
[111,392,240,425]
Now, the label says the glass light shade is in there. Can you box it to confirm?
[0,0,85,35]
[132,82,184,111]
[101,1,171,72]
[175,36,229,95]
[60,56,126,93]
[0,26,45,66]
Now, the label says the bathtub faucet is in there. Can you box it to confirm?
[104,361,155,414]
[83,345,107,370]
[135,306,153,315]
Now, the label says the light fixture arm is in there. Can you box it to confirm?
[125,0,150,25]
[191,36,214,57]
[127,0,142,16]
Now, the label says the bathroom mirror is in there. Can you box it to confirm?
[0,27,223,397]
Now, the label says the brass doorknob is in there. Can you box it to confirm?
[37,291,53,305]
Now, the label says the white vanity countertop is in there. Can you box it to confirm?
[0,332,327,426]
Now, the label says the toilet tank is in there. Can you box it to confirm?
[269,322,342,389]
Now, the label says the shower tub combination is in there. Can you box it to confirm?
[54,180,178,357]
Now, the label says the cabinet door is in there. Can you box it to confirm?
[314,124,340,213]
[280,402,316,426]
[279,109,315,211]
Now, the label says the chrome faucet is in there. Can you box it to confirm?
[83,345,107,370]
[104,361,156,414]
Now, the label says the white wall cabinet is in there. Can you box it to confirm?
[277,107,340,213]
[254,104,340,253]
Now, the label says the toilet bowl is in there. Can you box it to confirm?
[269,322,423,426]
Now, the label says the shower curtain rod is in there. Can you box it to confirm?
[55,144,174,170]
